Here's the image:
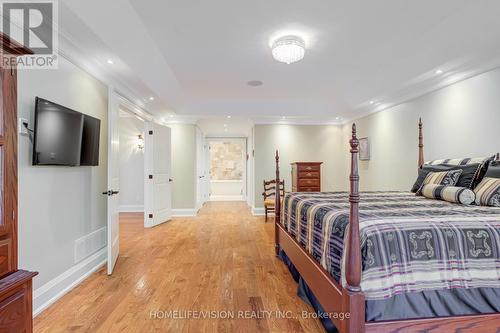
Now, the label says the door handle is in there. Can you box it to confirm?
[102,190,120,196]
[169,178,173,182]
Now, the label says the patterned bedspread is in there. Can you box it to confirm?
[281,191,500,300]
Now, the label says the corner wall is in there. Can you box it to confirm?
[253,124,345,208]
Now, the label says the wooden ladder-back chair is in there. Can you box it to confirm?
[263,179,285,222]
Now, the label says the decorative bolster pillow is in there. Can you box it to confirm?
[416,169,463,195]
[420,184,476,205]
[474,177,500,207]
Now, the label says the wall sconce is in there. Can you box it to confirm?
[137,134,144,150]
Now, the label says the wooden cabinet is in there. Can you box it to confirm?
[291,162,323,192]
[0,32,37,332]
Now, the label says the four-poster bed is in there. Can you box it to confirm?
[273,119,500,332]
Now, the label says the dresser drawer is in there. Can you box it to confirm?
[298,178,320,187]
[298,186,320,192]
[0,288,28,332]
[298,171,319,178]
[297,164,321,172]
[0,239,12,277]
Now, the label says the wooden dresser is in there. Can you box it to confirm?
[0,32,37,332]
[291,162,323,192]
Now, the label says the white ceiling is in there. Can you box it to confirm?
[59,0,500,126]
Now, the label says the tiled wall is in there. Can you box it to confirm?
[210,141,243,180]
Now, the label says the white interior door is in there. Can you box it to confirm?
[106,88,120,275]
[196,127,206,210]
[144,122,172,228]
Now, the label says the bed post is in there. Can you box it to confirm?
[274,149,281,256]
[343,124,364,333]
[418,118,424,169]
[346,124,361,292]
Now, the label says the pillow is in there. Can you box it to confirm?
[411,163,481,192]
[416,169,462,195]
[425,156,492,166]
[474,177,500,207]
[484,160,500,179]
[420,184,475,205]
[424,156,496,190]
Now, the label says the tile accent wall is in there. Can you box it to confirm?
[210,141,243,180]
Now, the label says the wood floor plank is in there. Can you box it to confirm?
[34,202,325,333]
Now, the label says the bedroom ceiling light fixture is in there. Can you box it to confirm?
[226,115,231,119]
[247,80,263,87]
[369,101,374,105]
[106,59,114,65]
[435,69,443,75]
[271,35,305,64]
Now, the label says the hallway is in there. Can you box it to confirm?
[34,202,325,332]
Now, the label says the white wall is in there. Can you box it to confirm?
[169,124,197,210]
[17,57,108,291]
[118,116,144,212]
[341,67,500,191]
[253,124,345,208]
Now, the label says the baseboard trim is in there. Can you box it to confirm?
[252,206,265,216]
[172,208,197,217]
[119,205,144,212]
[33,247,107,317]
[209,195,244,201]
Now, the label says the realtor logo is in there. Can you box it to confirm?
[1,0,58,69]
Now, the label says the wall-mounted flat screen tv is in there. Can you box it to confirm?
[80,114,101,166]
[32,97,100,166]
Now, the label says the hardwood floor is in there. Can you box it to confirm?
[34,202,325,333]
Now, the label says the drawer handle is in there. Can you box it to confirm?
[306,166,312,170]
[307,180,312,184]
[306,173,312,176]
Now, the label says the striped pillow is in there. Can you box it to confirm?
[421,184,475,205]
[425,156,494,188]
[474,177,500,207]
[425,156,491,166]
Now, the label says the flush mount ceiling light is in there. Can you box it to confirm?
[435,69,444,75]
[247,80,263,87]
[271,35,305,64]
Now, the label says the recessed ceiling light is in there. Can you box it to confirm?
[149,97,154,101]
[227,115,231,119]
[435,69,443,75]
[271,35,306,64]
[247,80,263,87]
[335,117,341,120]
[369,101,374,105]
[169,115,174,118]
[281,116,286,119]
[107,59,114,65]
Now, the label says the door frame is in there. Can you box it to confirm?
[206,137,247,201]
[106,89,153,275]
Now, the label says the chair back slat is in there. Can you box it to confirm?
[263,179,285,199]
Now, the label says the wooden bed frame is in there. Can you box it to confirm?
[273,119,500,332]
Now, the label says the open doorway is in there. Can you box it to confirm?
[207,138,247,201]
[106,90,172,275]
[118,108,145,213]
